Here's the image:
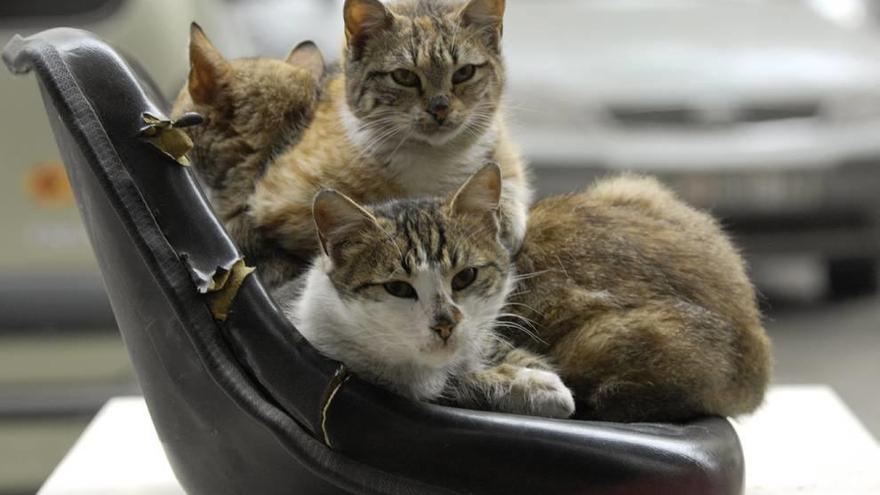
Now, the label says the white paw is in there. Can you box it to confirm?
[509,368,575,419]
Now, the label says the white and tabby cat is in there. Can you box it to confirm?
[275,164,575,418]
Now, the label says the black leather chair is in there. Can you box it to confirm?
[3,28,745,495]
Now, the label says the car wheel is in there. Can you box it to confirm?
[827,257,878,299]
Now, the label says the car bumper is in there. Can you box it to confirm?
[521,122,880,258]
[515,119,880,172]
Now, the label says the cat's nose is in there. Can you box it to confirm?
[427,95,450,123]
[431,308,461,342]
[431,322,456,342]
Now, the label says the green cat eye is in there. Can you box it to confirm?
[391,68,420,88]
[452,64,476,84]
[451,267,478,291]
[383,281,418,299]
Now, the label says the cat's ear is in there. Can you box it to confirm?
[313,189,381,259]
[188,22,231,105]
[343,0,394,58]
[459,0,505,49]
[449,163,503,222]
[286,40,325,81]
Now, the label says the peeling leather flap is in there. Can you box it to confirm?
[320,365,351,448]
[183,254,241,295]
[206,258,256,321]
[137,111,202,166]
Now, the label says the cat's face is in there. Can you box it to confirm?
[313,165,511,370]
[179,24,324,161]
[342,0,506,147]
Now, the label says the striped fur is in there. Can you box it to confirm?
[249,0,530,267]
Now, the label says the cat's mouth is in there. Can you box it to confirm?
[412,121,462,146]
[418,337,458,364]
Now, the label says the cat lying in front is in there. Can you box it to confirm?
[277,165,771,421]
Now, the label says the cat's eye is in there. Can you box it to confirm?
[383,281,418,299]
[391,68,420,88]
[451,267,478,291]
[452,64,476,84]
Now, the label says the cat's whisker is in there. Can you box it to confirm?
[492,321,546,346]
[496,312,540,331]
[511,269,554,282]
[502,301,544,317]
[354,116,400,134]
[448,224,491,261]
[553,254,572,280]
[387,128,415,161]
[462,113,495,140]
[353,124,405,162]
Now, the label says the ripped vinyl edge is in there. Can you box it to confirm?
[207,259,256,321]
[320,365,351,449]
[184,254,242,295]
[137,111,202,167]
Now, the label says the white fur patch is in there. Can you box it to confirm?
[288,257,513,401]
[509,368,576,419]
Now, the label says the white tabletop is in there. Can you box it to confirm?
[39,385,880,495]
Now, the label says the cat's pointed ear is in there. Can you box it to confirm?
[459,0,505,49]
[286,40,325,81]
[188,22,231,105]
[344,0,394,58]
[313,189,380,259]
[449,163,503,221]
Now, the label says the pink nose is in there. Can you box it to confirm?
[431,323,455,342]
[427,95,450,123]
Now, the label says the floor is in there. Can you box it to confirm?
[766,294,880,437]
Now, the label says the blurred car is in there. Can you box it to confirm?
[0,0,248,329]
[502,0,880,297]
[0,1,247,492]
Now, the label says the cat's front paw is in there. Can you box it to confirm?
[507,368,575,419]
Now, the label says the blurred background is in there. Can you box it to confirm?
[1,0,878,493]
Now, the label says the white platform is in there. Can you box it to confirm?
[38,385,880,495]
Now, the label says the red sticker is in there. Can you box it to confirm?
[24,161,74,207]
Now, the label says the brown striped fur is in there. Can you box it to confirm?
[510,175,772,421]
[248,0,530,263]
[171,24,325,286]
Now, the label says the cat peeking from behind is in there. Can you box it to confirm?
[172,23,326,285]
[173,0,531,288]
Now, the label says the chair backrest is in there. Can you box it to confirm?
[2,28,366,495]
[4,28,745,495]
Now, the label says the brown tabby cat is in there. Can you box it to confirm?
[226,0,528,267]
[512,175,772,421]
[289,165,771,421]
[172,24,326,286]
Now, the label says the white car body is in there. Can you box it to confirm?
[499,0,880,269]
[506,0,880,173]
